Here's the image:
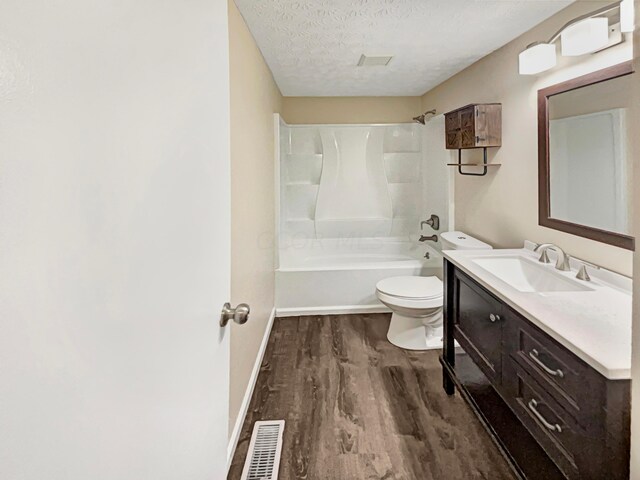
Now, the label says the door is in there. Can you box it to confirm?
[454,272,504,383]
[445,111,461,149]
[0,1,231,479]
[459,107,476,148]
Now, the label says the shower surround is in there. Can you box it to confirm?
[275,115,452,315]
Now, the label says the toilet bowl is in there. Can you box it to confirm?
[377,276,444,350]
[376,231,492,350]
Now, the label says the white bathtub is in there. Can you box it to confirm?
[275,238,442,315]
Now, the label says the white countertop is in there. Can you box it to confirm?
[443,246,632,380]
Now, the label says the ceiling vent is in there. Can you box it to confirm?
[357,54,393,66]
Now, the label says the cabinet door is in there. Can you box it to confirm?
[474,104,502,147]
[459,107,476,148]
[445,111,460,149]
[454,271,503,383]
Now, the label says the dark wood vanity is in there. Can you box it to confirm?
[440,259,631,480]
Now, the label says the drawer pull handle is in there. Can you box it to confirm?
[529,349,564,378]
[528,399,562,433]
[489,313,500,323]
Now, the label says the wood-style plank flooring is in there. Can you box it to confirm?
[228,314,516,480]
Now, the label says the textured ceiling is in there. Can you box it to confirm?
[233,0,574,96]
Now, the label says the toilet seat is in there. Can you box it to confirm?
[376,276,443,310]
[376,276,443,300]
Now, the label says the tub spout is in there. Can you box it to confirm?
[419,234,438,243]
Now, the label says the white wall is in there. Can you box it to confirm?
[0,1,231,478]
[279,123,424,240]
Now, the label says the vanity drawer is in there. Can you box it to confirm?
[453,271,504,384]
[505,310,604,425]
[505,360,599,480]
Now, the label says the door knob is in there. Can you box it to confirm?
[220,302,250,327]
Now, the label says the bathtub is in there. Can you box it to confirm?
[275,238,442,316]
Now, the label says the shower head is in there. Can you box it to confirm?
[412,109,437,124]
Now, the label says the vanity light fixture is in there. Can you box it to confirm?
[519,42,557,75]
[519,0,628,75]
[561,17,610,56]
[620,0,635,33]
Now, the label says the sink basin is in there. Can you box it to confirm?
[471,255,592,293]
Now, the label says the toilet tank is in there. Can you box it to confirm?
[441,231,493,250]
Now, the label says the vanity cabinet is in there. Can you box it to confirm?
[452,270,504,384]
[441,260,630,480]
[444,103,502,150]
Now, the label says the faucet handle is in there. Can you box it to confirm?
[576,261,600,281]
[420,214,440,231]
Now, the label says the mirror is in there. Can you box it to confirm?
[538,62,635,250]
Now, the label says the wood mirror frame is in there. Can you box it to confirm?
[538,61,635,251]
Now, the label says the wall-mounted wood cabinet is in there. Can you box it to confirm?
[445,103,502,150]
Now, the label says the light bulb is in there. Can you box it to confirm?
[620,0,635,33]
[561,17,609,56]
[519,43,557,75]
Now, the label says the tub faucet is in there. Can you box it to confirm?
[534,243,571,271]
[419,234,438,243]
[420,214,440,231]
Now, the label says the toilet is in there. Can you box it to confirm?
[376,231,492,350]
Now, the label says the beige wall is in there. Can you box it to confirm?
[420,2,634,276]
[548,73,632,119]
[282,96,421,124]
[630,2,639,476]
[228,0,282,437]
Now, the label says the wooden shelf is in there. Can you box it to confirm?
[447,163,501,167]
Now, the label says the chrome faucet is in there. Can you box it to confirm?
[534,243,571,271]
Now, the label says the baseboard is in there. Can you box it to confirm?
[226,307,276,472]
[276,304,391,317]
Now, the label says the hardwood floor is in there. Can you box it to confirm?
[228,314,516,480]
